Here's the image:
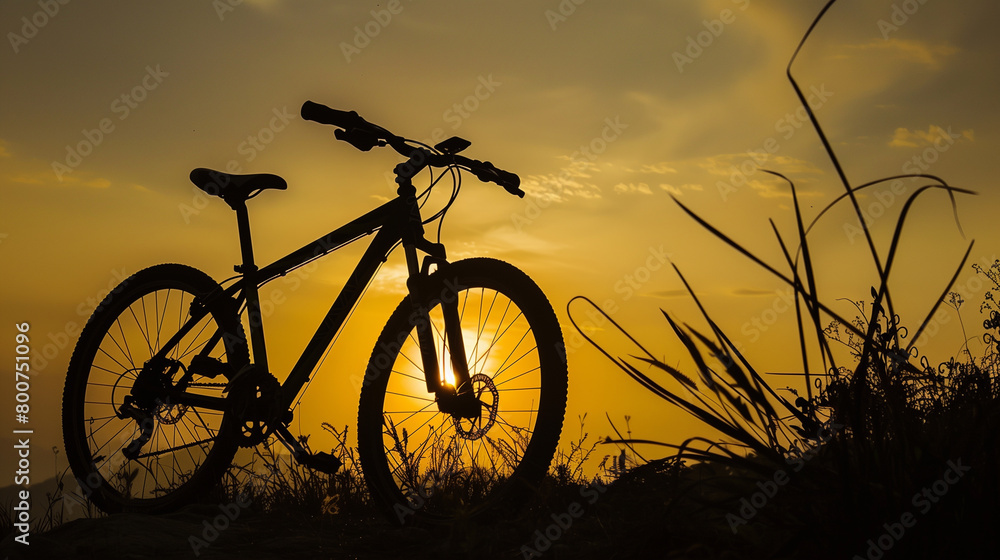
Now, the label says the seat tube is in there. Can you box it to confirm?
[234,203,268,371]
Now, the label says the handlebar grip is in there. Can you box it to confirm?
[301,100,363,129]
[494,168,521,191]
[474,160,523,197]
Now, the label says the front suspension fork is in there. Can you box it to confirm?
[406,253,480,419]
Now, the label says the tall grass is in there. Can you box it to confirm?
[213,422,369,516]
[568,0,1000,557]
[573,168,996,558]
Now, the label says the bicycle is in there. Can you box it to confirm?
[61,101,568,524]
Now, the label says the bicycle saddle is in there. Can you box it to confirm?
[190,168,287,210]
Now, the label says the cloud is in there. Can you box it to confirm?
[1,147,116,190]
[522,159,603,202]
[837,39,959,70]
[614,182,652,195]
[482,226,564,255]
[660,184,683,197]
[636,162,678,174]
[744,178,820,199]
[658,183,702,197]
[84,178,112,189]
[7,169,113,189]
[7,169,112,189]
[368,263,410,295]
[696,153,823,178]
[732,288,779,296]
[242,0,285,10]
[522,175,602,202]
[644,289,689,299]
[889,125,973,148]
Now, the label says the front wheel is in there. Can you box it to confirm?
[357,258,568,524]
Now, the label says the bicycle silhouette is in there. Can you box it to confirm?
[61,101,568,524]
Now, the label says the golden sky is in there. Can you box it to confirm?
[3,0,999,477]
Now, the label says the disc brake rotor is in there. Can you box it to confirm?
[154,401,188,425]
[453,373,499,440]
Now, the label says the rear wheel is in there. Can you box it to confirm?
[358,258,567,524]
[62,264,247,513]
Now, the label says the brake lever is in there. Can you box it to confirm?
[334,128,381,152]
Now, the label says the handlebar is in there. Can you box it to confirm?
[301,100,523,197]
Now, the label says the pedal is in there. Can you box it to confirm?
[301,451,343,474]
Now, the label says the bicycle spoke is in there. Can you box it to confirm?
[492,343,536,383]
[66,268,244,512]
[359,259,564,523]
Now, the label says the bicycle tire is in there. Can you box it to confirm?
[62,263,247,513]
[357,258,568,525]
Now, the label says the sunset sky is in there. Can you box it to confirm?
[3,0,999,478]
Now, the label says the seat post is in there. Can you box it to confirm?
[234,202,268,371]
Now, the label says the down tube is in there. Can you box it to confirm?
[278,224,403,411]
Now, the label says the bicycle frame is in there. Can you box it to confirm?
[147,188,472,419]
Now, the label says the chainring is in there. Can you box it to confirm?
[227,366,282,447]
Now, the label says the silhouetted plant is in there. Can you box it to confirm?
[571,0,999,557]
